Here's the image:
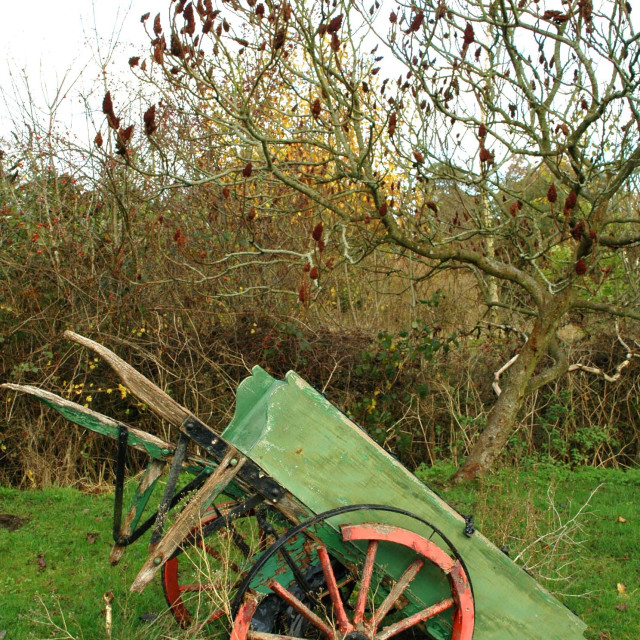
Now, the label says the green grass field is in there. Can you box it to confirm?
[1,464,638,639]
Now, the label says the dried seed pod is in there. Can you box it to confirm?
[564,191,577,211]
[183,2,196,36]
[153,44,164,64]
[388,112,397,136]
[119,124,134,143]
[274,27,286,49]
[463,23,474,46]
[546,183,557,203]
[570,219,585,240]
[575,258,587,275]
[312,222,323,241]
[173,228,186,247]
[143,105,157,136]
[405,11,424,34]
[242,162,253,178]
[102,91,114,116]
[327,14,343,33]
[479,147,493,163]
[171,33,185,57]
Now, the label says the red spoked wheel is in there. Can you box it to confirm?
[230,510,474,640]
[162,501,267,629]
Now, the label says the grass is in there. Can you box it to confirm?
[417,463,640,640]
[0,485,167,640]
[1,464,638,639]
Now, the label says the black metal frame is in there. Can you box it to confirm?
[110,414,287,549]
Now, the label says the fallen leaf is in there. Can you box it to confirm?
[87,532,99,544]
[615,602,628,611]
[37,553,46,571]
[616,516,626,523]
[617,582,627,594]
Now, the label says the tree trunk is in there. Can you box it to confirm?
[452,290,572,483]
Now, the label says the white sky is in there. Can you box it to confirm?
[1,1,637,147]
[0,0,163,141]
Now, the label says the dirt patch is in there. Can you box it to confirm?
[0,513,30,531]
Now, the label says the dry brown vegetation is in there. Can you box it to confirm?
[2,0,640,485]
[1,157,638,486]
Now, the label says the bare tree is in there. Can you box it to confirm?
[104,0,640,480]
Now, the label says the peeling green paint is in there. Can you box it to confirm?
[223,367,586,640]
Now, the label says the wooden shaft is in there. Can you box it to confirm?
[64,331,191,425]
[130,448,245,593]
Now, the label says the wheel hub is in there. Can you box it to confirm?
[344,633,369,640]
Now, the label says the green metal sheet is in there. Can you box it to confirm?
[222,367,587,640]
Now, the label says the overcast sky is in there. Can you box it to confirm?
[0,1,161,140]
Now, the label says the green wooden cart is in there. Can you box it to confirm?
[3,332,587,640]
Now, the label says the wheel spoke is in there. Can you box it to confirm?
[370,557,425,630]
[178,582,216,593]
[268,580,336,639]
[353,540,378,625]
[231,596,259,640]
[375,597,454,640]
[247,632,301,640]
[230,511,474,640]
[317,545,353,633]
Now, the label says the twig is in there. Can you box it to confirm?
[568,323,638,383]
[492,351,522,396]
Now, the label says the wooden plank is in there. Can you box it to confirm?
[222,367,587,640]
[2,383,172,460]
[1,383,210,468]
[130,448,246,593]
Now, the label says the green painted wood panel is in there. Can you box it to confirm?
[222,367,586,640]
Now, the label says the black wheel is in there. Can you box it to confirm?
[230,505,474,640]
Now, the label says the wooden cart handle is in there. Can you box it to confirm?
[64,330,193,426]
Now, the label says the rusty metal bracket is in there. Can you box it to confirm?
[181,415,285,503]
[150,432,190,546]
[112,425,129,541]
[112,468,210,547]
